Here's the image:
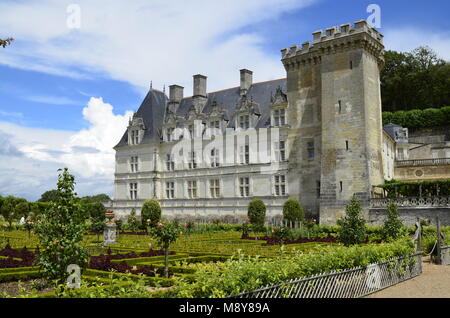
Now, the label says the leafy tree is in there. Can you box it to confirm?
[248,200,266,239]
[38,190,59,202]
[0,38,14,48]
[0,196,16,230]
[382,203,404,241]
[141,199,161,228]
[14,201,30,219]
[34,168,89,285]
[337,195,367,246]
[381,46,450,112]
[79,194,111,204]
[282,199,305,224]
[149,222,180,278]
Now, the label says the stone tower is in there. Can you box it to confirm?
[282,20,385,224]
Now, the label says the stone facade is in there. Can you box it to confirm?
[112,20,443,225]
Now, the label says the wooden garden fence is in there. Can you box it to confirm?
[230,252,422,298]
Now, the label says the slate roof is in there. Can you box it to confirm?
[383,123,403,142]
[114,89,167,148]
[115,79,287,148]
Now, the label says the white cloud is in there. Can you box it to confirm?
[383,27,450,61]
[0,98,133,200]
[0,0,316,93]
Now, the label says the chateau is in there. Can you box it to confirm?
[110,20,450,225]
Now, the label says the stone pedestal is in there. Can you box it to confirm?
[103,223,117,245]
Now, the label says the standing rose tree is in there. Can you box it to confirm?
[34,168,89,286]
[149,222,180,278]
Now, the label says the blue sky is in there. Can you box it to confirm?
[0,0,449,200]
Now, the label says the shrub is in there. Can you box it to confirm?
[382,203,404,241]
[33,168,89,286]
[382,106,450,129]
[127,209,140,232]
[271,227,292,245]
[170,238,415,298]
[141,199,161,228]
[337,195,366,246]
[282,199,305,223]
[247,200,266,229]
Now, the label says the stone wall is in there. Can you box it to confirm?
[369,207,450,226]
[394,164,450,181]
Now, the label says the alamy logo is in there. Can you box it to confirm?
[365,264,381,289]
[66,4,81,29]
[66,264,81,289]
[367,4,381,28]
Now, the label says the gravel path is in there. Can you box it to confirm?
[368,258,450,298]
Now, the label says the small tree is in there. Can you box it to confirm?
[382,203,404,241]
[282,199,305,224]
[127,208,140,232]
[337,195,367,246]
[141,199,161,229]
[34,168,89,286]
[149,222,180,278]
[0,196,17,230]
[248,200,266,239]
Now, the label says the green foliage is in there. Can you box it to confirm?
[30,202,50,218]
[127,209,140,232]
[141,199,161,228]
[378,179,450,197]
[337,196,367,246]
[381,46,450,112]
[33,168,89,285]
[14,202,30,218]
[271,227,292,244]
[79,194,111,204]
[170,238,415,298]
[282,199,305,223]
[382,106,450,129]
[38,190,59,203]
[382,203,405,241]
[84,202,106,223]
[0,196,27,229]
[247,200,266,228]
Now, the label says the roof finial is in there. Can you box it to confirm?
[163,84,166,95]
[150,81,153,91]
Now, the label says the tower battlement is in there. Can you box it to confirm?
[281,20,384,67]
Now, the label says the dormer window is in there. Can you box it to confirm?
[131,130,140,145]
[127,115,145,146]
[273,109,286,127]
[239,115,250,129]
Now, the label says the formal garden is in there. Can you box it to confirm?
[0,168,449,298]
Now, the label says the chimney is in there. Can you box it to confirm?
[240,69,253,95]
[193,74,207,98]
[169,85,184,102]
